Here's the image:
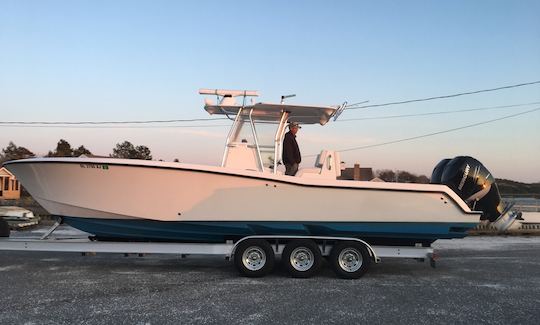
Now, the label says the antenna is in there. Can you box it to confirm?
[199,89,259,97]
[333,100,368,121]
[280,94,296,104]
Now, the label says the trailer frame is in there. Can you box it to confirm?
[0,234,436,264]
[0,221,438,278]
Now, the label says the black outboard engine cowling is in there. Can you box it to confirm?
[430,156,506,222]
[430,158,451,184]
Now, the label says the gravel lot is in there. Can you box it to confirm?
[1,228,539,325]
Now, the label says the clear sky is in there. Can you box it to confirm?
[1,0,539,182]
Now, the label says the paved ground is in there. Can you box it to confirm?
[1,229,539,324]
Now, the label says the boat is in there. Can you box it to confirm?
[2,89,521,246]
[0,206,36,221]
[0,206,40,230]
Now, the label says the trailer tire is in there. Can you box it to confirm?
[0,218,9,237]
[234,239,275,277]
[282,240,322,278]
[330,241,370,279]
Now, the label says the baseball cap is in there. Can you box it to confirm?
[289,122,302,129]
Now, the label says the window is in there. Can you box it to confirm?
[15,180,19,191]
[3,178,8,191]
[11,180,15,191]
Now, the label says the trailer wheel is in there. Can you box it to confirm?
[0,218,9,237]
[234,239,275,277]
[282,240,322,278]
[330,241,371,279]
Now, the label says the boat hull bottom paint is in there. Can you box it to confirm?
[63,217,477,246]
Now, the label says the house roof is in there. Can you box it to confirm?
[79,154,110,158]
[0,167,15,178]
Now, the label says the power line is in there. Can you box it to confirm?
[304,106,540,157]
[0,124,231,129]
[345,80,540,110]
[4,80,539,125]
[0,117,227,125]
[338,101,540,122]
[339,107,540,152]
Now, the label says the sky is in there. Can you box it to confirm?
[1,0,539,182]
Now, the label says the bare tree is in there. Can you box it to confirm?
[376,169,396,182]
[397,171,417,183]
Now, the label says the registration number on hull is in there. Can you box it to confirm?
[80,164,109,170]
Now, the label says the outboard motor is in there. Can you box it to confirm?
[430,156,521,231]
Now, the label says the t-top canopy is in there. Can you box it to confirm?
[204,102,338,125]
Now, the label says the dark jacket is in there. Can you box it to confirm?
[283,131,301,164]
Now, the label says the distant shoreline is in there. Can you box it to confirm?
[496,178,540,197]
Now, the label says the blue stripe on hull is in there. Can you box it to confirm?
[63,217,478,246]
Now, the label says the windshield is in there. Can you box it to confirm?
[229,118,280,169]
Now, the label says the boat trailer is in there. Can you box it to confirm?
[0,221,436,279]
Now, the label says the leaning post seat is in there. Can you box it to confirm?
[297,150,341,179]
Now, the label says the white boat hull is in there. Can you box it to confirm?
[5,158,481,245]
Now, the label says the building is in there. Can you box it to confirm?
[0,167,21,199]
[78,154,109,158]
[339,163,375,181]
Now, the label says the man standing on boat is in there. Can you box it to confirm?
[283,122,302,176]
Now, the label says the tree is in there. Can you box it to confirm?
[396,171,417,183]
[0,141,35,163]
[73,145,92,157]
[110,141,152,160]
[47,139,74,157]
[47,140,92,157]
[417,175,430,184]
[134,145,152,160]
[376,169,396,182]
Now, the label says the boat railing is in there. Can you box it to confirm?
[221,107,244,167]
[248,108,265,172]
